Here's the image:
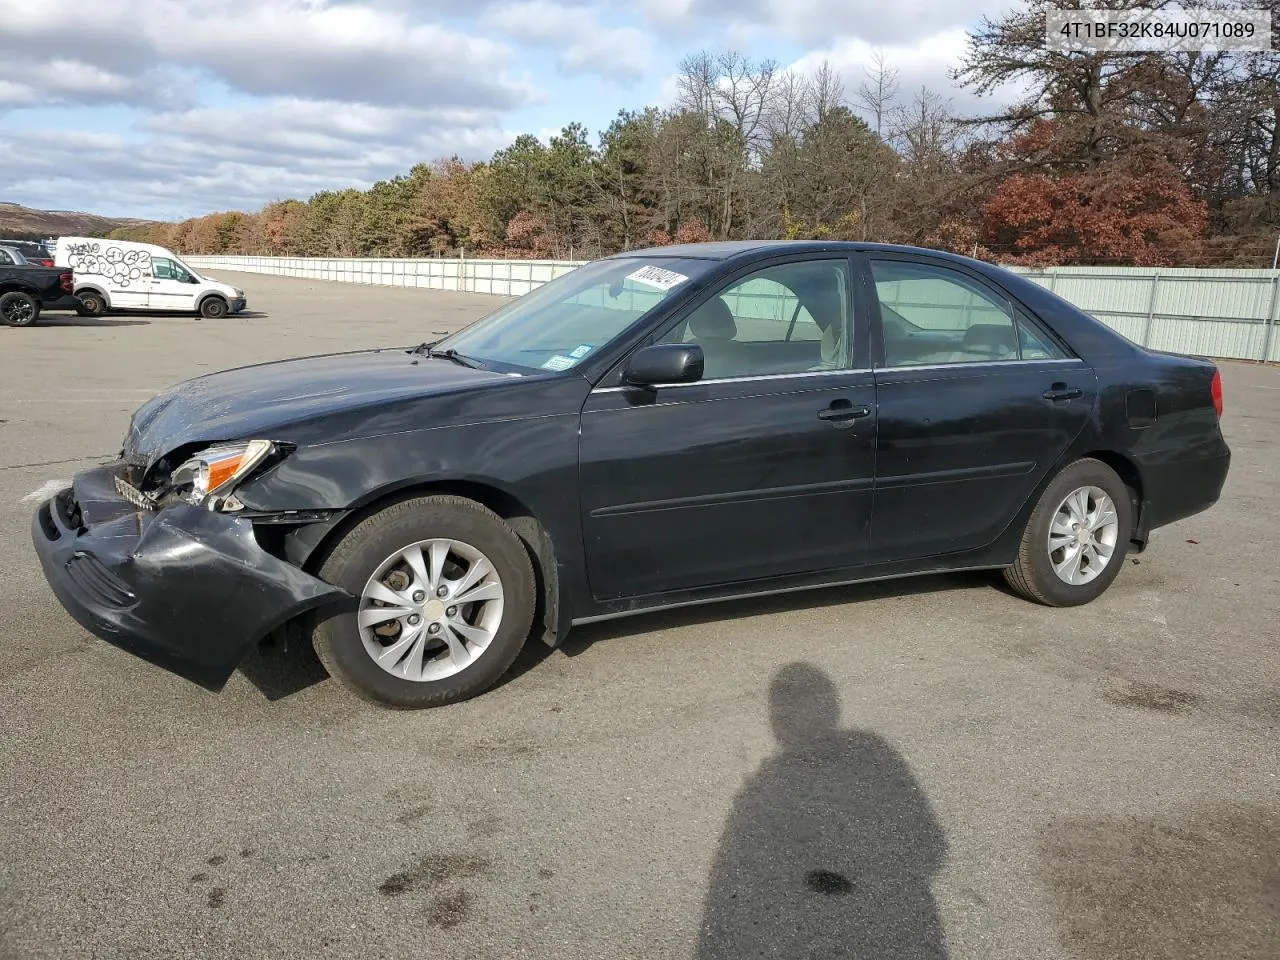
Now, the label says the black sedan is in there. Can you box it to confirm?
[32,241,1230,707]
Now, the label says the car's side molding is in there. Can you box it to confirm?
[571,563,1004,626]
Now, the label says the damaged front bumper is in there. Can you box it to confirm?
[31,463,348,691]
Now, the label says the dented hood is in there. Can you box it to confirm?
[124,348,505,464]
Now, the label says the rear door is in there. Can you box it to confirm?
[866,254,1096,562]
[146,257,200,311]
[579,254,878,600]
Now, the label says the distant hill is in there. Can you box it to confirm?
[0,202,159,240]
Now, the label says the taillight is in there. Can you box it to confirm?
[1210,368,1223,418]
[59,271,73,293]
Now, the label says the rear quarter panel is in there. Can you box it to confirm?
[975,264,1230,534]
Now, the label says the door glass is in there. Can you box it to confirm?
[658,259,852,379]
[1016,311,1068,359]
[0,251,12,265]
[152,258,176,280]
[872,260,1021,367]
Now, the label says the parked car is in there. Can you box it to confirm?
[0,239,55,267]
[32,241,1231,707]
[0,255,73,325]
[54,236,246,318]
[0,244,32,266]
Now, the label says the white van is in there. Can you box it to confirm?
[54,237,247,318]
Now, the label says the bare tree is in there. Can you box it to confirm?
[856,48,900,139]
[676,50,780,236]
[809,60,847,124]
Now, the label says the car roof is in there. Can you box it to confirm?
[606,239,984,268]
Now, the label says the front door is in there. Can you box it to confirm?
[147,257,200,311]
[867,255,1096,561]
[579,255,878,601]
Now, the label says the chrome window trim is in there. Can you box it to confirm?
[592,357,1083,393]
[876,357,1085,373]
[592,367,873,394]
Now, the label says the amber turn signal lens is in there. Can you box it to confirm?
[204,451,247,492]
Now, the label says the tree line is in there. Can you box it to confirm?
[111,0,1280,267]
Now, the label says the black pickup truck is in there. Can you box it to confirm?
[0,264,74,326]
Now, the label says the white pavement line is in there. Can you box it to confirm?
[20,479,70,503]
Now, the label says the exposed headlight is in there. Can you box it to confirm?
[170,439,277,510]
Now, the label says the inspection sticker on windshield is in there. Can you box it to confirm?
[627,265,689,291]
[569,343,594,359]
[541,355,576,371]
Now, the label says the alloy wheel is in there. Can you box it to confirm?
[2,298,34,324]
[357,538,505,682]
[1047,485,1120,585]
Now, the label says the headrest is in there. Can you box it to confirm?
[689,298,737,341]
[962,323,1017,354]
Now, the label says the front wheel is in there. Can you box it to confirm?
[310,495,536,708]
[199,297,228,319]
[1004,458,1133,606]
[0,291,40,326]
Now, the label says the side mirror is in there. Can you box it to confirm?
[623,343,704,386]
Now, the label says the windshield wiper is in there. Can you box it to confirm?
[422,345,483,369]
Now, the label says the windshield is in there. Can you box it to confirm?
[435,257,714,372]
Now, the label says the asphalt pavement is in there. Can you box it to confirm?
[1,272,1276,960]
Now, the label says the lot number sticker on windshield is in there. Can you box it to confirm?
[570,343,594,359]
[541,355,576,371]
[627,265,689,291]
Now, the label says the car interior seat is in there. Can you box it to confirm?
[688,298,751,379]
[801,280,846,370]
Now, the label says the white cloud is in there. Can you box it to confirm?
[482,0,656,81]
[0,0,536,110]
[637,0,1001,46]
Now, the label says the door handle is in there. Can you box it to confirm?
[817,400,872,423]
[1043,384,1083,402]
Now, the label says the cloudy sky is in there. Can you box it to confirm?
[0,0,1012,221]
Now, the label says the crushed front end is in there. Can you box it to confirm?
[31,462,348,690]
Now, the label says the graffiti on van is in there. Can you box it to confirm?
[66,242,152,288]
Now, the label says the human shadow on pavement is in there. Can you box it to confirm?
[698,663,949,960]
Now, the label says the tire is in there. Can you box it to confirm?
[311,495,536,708]
[199,297,228,319]
[1004,458,1134,607]
[0,291,40,327]
[76,291,106,316]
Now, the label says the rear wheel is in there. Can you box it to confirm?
[0,291,40,326]
[76,291,106,316]
[1004,458,1133,606]
[199,297,228,319]
[310,495,535,708]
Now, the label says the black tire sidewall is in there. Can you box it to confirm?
[1020,459,1133,606]
[1,292,39,326]
[200,298,228,319]
[313,497,535,708]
